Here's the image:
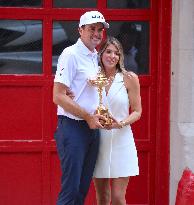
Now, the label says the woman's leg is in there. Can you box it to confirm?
[111,177,129,205]
[94,178,111,205]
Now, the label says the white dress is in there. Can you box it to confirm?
[93,72,139,178]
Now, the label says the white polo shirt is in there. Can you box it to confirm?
[54,38,99,120]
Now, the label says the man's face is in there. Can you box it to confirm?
[79,23,104,51]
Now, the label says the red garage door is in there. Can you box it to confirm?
[0,0,171,205]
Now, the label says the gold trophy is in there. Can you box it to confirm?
[88,67,113,126]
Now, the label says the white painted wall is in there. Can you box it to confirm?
[170,0,194,204]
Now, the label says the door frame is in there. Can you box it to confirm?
[0,0,171,204]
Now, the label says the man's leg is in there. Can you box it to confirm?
[54,117,88,205]
[78,129,100,203]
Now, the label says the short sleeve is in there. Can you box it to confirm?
[54,50,77,87]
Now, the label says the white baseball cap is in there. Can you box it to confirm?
[79,11,109,28]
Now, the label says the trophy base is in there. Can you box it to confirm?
[95,106,112,126]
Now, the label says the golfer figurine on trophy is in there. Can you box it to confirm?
[88,66,113,126]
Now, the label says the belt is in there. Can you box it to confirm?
[57,115,87,124]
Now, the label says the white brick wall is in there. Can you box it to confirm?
[170,0,194,204]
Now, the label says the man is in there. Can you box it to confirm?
[53,11,109,205]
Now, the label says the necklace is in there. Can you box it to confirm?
[105,74,116,96]
[108,76,115,84]
[107,71,117,84]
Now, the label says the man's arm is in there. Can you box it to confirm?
[53,82,105,129]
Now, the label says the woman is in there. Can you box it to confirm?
[93,36,142,205]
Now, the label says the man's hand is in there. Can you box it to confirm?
[85,114,107,129]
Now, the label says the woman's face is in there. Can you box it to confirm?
[101,43,120,70]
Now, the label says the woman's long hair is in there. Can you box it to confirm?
[98,36,126,73]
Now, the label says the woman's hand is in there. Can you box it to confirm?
[103,116,123,130]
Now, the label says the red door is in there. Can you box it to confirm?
[0,1,171,205]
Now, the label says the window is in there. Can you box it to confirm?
[0,20,42,74]
[52,21,79,73]
[107,0,149,9]
[0,0,41,7]
[107,21,149,74]
[53,0,96,8]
